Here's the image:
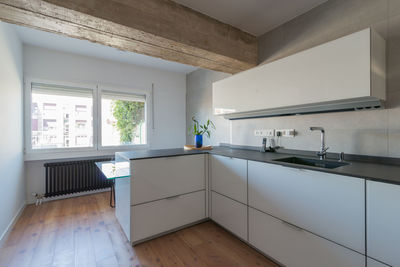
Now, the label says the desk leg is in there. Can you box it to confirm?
[110,181,115,208]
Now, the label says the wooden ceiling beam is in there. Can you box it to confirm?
[0,0,258,73]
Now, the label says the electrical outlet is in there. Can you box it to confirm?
[255,129,275,137]
[277,129,296,137]
[254,129,263,136]
[265,129,275,137]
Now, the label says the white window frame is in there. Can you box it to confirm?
[24,78,98,155]
[24,78,151,160]
[98,84,151,150]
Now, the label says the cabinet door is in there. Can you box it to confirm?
[132,154,205,204]
[249,208,365,267]
[211,192,247,241]
[248,161,365,253]
[367,181,400,266]
[367,258,390,267]
[211,155,247,204]
[132,190,205,243]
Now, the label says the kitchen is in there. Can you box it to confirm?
[0,0,399,266]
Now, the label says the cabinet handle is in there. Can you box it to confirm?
[281,220,304,232]
[165,195,181,200]
[279,164,306,172]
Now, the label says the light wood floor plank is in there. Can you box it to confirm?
[0,192,277,267]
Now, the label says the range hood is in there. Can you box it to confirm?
[223,97,384,120]
[212,28,386,120]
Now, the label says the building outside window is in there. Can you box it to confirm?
[30,83,93,149]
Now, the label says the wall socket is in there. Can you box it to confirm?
[254,129,275,137]
[277,129,296,137]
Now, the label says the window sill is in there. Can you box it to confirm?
[24,145,149,162]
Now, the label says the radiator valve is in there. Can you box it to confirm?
[32,193,45,206]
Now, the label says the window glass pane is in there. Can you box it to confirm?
[31,83,93,149]
[101,92,146,146]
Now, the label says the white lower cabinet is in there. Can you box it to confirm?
[131,190,205,243]
[211,155,247,204]
[367,181,400,266]
[132,154,205,204]
[249,208,365,267]
[367,258,390,267]
[211,191,247,241]
[248,160,365,253]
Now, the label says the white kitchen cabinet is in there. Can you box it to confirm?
[213,28,385,119]
[132,154,205,204]
[367,181,400,266]
[211,191,247,241]
[131,190,206,243]
[248,161,365,253]
[367,258,390,267]
[211,155,247,204]
[249,208,365,267]
[114,154,132,241]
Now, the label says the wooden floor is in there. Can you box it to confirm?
[0,192,277,267]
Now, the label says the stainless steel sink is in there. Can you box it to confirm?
[274,156,349,169]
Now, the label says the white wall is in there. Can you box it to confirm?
[0,23,25,242]
[24,45,187,203]
[186,69,231,146]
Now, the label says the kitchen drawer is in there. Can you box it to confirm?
[248,160,365,253]
[211,191,247,241]
[249,208,365,267]
[367,258,390,267]
[132,154,205,204]
[131,190,206,243]
[367,181,400,266]
[211,155,247,204]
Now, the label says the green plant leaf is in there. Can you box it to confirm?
[190,116,215,137]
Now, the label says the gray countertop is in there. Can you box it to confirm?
[117,146,400,185]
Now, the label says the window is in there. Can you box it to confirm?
[75,105,87,113]
[43,103,56,110]
[75,120,87,129]
[101,91,146,147]
[30,83,93,149]
[27,81,149,155]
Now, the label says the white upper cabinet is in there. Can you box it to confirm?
[367,181,400,266]
[248,161,365,254]
[213,28,386,119]
[211,155,247,204]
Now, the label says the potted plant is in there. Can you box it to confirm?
[190,116,215,148]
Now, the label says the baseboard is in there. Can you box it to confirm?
[131,218,210,246]
[30,188,111,204]
[0,201,26,248]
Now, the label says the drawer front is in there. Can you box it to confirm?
[248,161,365,253]
[367,181,400,266]
[131,190,205,243]
[211,155,247,204]
[211,191,247,241]
[132,154,205,204]
[249,208,365,267]
[367,258,390,267]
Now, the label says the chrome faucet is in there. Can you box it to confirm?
[310,127,329,160]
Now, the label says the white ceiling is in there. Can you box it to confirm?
[11,24,198,74]
[173,0,328,36]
